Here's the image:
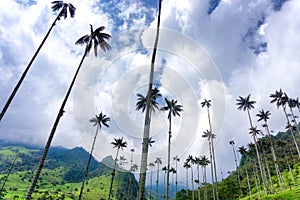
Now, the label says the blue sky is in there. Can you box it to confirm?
[1,0,300,188]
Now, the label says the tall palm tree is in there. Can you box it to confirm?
[0,1,76,121]
[173,155,180,194]
[161,98,183,200]
[236,94,269,194]
[257,109,285,190]
[270,89,300,157]
[26,25,110,199]
[138,0,163,198]
[200,155,210,200]
[202,130,216,200]
[128,148,135,198]
[26,24,111,200]
[194,156,201,200]
[108,138,128,200]
[201,99,218,200]
[238,146,252,198]
[187,155,195,200]
[78,112,110,200]
[229,140,242,194]
[149,162,155,200]
[154,157,162,200]
[183,161,191,198]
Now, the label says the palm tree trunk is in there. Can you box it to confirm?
[138,1,162,199]
[262,150,274,193]
[78,125,99,200]
[190,166,195,200]
[288,163,295,185]
[197,165,201,200]
[108,148,121,200]
[175,160,178,194]
[282,106,300,157]
[247,109,269,195]
[231,145,242,194]
[26,50,88,200]
[150,168,153,200]
[208,139,215,200]
[245,168,252,198]
[207,108,218,200]
[166,116,171,200]
[0,9,64,121]
[156,164,160,200]
[203,167,207,200]
[289,106,300,136]
[186,167,189,197]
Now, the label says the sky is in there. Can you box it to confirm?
[1,0,300,189]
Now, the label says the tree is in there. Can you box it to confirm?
[108,138,128,200]
[238,146,252,198]
[148,162,155,200]
[270,89,300,157]
[173,155,180,194]
[154,157,162,200]
[201,99,218,200]
[0,1,76,121]
[26,25,111,200]
[194,156,202,200]
[78,112,110,200]
[183,161,191,198]
[136,87,161,113]
[202,130,216,199]
[229,140,242,194]
[137,0,163,198]
[161,98,183,200]
[200,155,210,200]
[236,94,269,194]
[186,155,195,200]
[256,109,285,190]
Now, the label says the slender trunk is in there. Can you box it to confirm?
[166,116,171,200]
[186,167,189,197]
[0,8,64,121]
[245,168,252,198]
[208,138,215,200]
[282,106,300,157]
[108,148,121,200]
[207,108,218,200]
[138,1,162,199]
[289,106,300,136]
[247,109,269,194]
[190,165,195,200]
[26,50,88,200]
[203,167,207,200]
[262,150,274,193]
[150,168,153,200]
[264,123,285,190]
[288,163,295,185]
[231,144,242,194]
[156,163,160,200]
[175,160,178,194]
[78,125,99,200]
[254,167,261,198]
[197,165,201,200]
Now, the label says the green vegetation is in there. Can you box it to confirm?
[0,144,138,200]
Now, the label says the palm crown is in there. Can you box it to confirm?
[256,109,271,122]
[111,138,127,150]
[51,1,76,20]
[89,112,110,128]
[236,94,256,111]
[136,87,161,112]
[160,98,183,119]
[75,25,111,56]
[201,99,212,108]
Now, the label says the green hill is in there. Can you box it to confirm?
[0,143,138,200]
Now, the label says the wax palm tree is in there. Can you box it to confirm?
[236,94,269,194]
[108,138,128,200]
[202,130,216,199]
[0,1,76,121]
[287,96,300,135]
[200,155,210,200]
[154,157,162,200]
[78,112,110,200]
[149,162,155,200]
[173,155,180,194]
[26,25,111,200]
[229,140,242,194]
[187,155,195,200]
[201,99,218,200]
[138,1,163,198]
[270,89,300,157]
[183,161,191,197]
[136,87,161,113]
[238,146,252,198]
[161,98,182,200]
[194,156,201,200]
[257,109,285,190]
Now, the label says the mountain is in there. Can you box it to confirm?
[0,142,138,200]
